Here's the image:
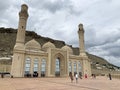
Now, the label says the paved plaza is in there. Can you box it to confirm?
[0,76,120,90]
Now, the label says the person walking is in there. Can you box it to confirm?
[1,73,4,78]
[85,74,87,79]
[108,73,112,80]
[75,73,78,83]
[79,72,82,79]
[69,72,74,83]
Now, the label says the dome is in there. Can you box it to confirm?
[42,41,55,51]
[25,39,41,50]
[61,45,73,54]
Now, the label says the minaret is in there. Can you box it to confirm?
[11,4,29,77]
[78,23,91,77]
[78,23,86,56]
[14,4,29,49]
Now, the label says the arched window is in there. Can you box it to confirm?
[55,58,60,76]
[33,58,39,72]
[41,59,46,77]
[74,61,77,76]
[68,61,72,73]
[78,62,82,72]
[24,58,31,74]
[78,61,82,78]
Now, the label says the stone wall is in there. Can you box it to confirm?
[92,69,120,76]
[0,64,11,72]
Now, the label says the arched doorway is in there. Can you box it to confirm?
[55,57,60,76]
[53,53,66,77]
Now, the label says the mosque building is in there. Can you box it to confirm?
[11,4,91,77]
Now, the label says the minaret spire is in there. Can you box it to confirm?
[15,4,29,49]
[78,23,86,56]
[11,4,29,77]
[78,23,91,77]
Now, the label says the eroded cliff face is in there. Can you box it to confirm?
[0,27,66,57]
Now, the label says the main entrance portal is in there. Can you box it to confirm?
[52,53,66,77]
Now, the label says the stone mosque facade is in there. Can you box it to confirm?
[11,4,91,77]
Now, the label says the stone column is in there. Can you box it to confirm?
[30,58,33,76]
[71,61,74,76]
[38,57,41,77]
[11,51,25,77]
[46,48,51,77]
[63,50,69,77]
[76,61,79,74]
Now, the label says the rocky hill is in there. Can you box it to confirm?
[0,27,119,72]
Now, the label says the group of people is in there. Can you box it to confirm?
[69,72,77,83]
[91,74,96,79]
[69,72,85,83]
[69,72,112,83]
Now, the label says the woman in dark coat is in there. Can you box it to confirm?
[69,72,73,82]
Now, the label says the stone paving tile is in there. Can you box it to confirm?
[0,76,120,90]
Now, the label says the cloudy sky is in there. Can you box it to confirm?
[0,0,120,66]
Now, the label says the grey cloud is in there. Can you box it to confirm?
[26,0,82,15]
[108,47,120,57]
[85,26,97,49]
[0,1,12,20]
[27,0,70,13]
[0,1,11,12]
[54,29,66,39]
[86,27,120,50]
[68,7,83,16]
[0,1,19,28]
[100,39,120,57]
[43,1,65,13]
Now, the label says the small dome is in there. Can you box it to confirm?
[42,41,55,51]
[25,39,41,50]
[61,45,73,54]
